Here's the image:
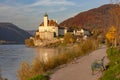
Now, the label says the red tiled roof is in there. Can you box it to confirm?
[40,20,58,26]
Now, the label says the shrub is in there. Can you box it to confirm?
[18,59,46,80]
[80,39,98,53]
[63,33,75,44]
[18,62,31,80]
[100,47,120,80]
[28,74,49,80]
[25,39,34,47]
[106,47,119,57]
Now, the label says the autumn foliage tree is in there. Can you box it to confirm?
[63,33,75,44]
[109,5,120,46]
[106,26,116,47]
[25,38,34,47]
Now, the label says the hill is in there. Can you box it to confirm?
[27,30,36,36]
[0,23,31,44]
[59,4,120,34]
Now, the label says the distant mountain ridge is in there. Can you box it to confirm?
[27,30,36,36]
[0,23,31,44]
[59,4,120,33]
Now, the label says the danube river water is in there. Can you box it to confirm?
[0,45,60,80]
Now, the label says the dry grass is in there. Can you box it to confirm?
[18,39,99,80]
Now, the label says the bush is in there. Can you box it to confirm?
[18,62,31,80]
[100,47,120,80]
[106,47,119,57]
[63,33,75,44]
[18,59,46,80]
[25,39,34,47]
[28,74,49,80]
[80,39,98,53]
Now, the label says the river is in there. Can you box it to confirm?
[0,45,60,80]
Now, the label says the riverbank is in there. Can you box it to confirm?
[50,46,109,80]
[18,39,99,80]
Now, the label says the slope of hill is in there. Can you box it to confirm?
[27,30,36,36]
[0,23,31,44]
[59,4,120,33]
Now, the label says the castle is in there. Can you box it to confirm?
[35,13,59,40]
[33,13,67,46]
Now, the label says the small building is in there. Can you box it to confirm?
[58,27,67,36]
[73,28,91,37]
[73,28,91,41]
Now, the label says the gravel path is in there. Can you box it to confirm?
[50,46,109,80]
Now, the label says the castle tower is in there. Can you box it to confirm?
[44,13,48,27]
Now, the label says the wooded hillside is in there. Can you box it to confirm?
[59,4,120,34]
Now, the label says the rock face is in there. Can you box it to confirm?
[59,4,120,33]
[0,23,31,44]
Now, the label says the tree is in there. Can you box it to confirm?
[63,33,75,44]
[106,26,116,47]
[25,38,34,47]
[109,5,120,46]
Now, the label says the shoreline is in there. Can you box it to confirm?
[50,46,109,80]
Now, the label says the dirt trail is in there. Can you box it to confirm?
[50,46,109,80]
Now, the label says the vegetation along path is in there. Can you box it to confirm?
[50,46,109,80]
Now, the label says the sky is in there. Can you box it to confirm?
[0,0,111,30]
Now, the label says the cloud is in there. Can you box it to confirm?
[0,0,76,29]
[0,0,75,16]
[0,5,16,17]
[27,0,75,7]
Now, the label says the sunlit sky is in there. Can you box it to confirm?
[0,0,111,30]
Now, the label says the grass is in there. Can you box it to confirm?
[18,39,99,80]
[28,73,50,80]
[100,47,120,80]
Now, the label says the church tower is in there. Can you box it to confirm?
[44,13,48,27]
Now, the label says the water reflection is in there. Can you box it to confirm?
[34,48,60,62]
[0,45,66,80]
